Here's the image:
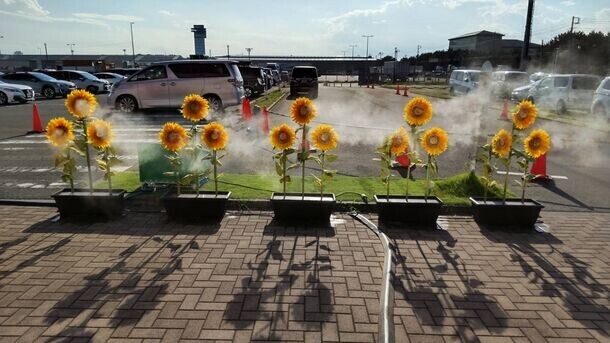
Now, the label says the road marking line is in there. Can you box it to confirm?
[496,170,568,180]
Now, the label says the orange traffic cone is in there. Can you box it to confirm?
[396,153,410,167]
[242,98,252,121]
[29,103,44,134]
[402,85,409,97]
[530,153,550,181]
[395,85,400,95]
[499,99,509,120]
[261,106,270,134]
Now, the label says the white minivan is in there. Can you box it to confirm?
[108,60,245,113]
[449,69,483,95]
[527,74,601,114]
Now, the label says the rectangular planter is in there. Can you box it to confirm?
[374,195,443,228]
[162,190,230,223]
[52,188,125,220]
[271,193,335,224]
[470,197,543,231]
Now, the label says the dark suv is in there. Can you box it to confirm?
[237,65,265,98]
[290,66,318,98]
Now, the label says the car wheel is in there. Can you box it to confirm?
[0,92,7,105]
[204,95,223,113]
[244,87,253,99]
[86,86,98,94]
[116,95,138,112]
[42,86,56,99]
[449,87,455,96]
[556,100,567,115]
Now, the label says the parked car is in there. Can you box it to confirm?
[108,60,244,113]
[511,80,542,103]
[94,72,127,86]
[527,74,601,114]
[290,66,318,98]
[0,72,76,99]
[237,65,265,98]
[105,68,141,76]
[38,70,110,94]
[0,80,35,105]
[271,70,281,85]
[491,71,529,99]
[591,76,610,119]
[280,71,289,83]
[529,72,548,83]
[449,69,483,95]
[261,68,273,88]
[265,63,281,73]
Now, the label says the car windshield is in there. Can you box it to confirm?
[469,72,480,82]
[30,72,57,81]
[506,73,528,82]
[240,68,261,78]
[292,68,317,78]
[78,72,98,80]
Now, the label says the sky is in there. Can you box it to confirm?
[0,0,608,58]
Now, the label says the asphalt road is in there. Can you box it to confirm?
[0,86,608,213]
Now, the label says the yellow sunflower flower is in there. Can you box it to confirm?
[86,120,114,149]
[421,127,449,156]
[290,97,317,125]
[404,97,433,127]
[159,122,188,152]
[201,122,229,150]
[270,124,296,150]
[389,127,409,156]
[65,89,97,120]
[524,129,551,159]
[311,124,338,151]
[45,117,74,147]
[491,128,512,157]
[181,94,209,122]
[512,100,537,130]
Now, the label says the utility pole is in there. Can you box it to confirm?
[378,52,384,60]
[0,35,3,55]
[130,22,136,67]
[520,0,535,71]
[340,50,347,58]
[362,34,373,59]
[226,45,230,59]
[568,15,580,70]
[245,48,252,61]
[123,48,126,56]
[393,47,399,83]
[416,45,421,58]
[44,42,48,67]
[67,43,76,70]
[349,44,357,60]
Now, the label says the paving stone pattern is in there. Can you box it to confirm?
[0,206,608,342]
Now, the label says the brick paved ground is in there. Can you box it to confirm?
[0,206,608,342]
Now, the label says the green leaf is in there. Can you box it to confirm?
[325,154,338,163]
[275,161,284,176]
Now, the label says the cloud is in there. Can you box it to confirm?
[321,0,420,33]
[560,0,575,6]
[477,0,527,18]
[72,12,142,22]
[158,10,176,16]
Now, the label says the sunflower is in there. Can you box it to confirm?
[201,122,229,150]
[159,122,188,152]
[524,129,551,159]
[270,124,296,150]
[389,127,409,156]
[421,127,449,156]
[290,97,317,125]
[311,124,338,151]
[404,97,433,127]
[65,89,97,120]
[491,128,512,157]
[45,117,74,147]
[181,94,209,122]
[512,100,537,130]
[86,120,114,149]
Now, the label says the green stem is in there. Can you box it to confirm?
[82,122,93,194]
[301,125,306,199]
[405,166,411,201]
[320,151,325,200]
[425,154,431,202]
[213,150,218,196]
[484,147,492,203]
[175,152,181,196]
[521,159,529,203]
[67,148,74,194]
[502,126,516,202]
[105,148,112,196]
[282,150,287,196]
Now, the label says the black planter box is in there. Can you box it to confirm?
[162,191,231,223]
[374,195,443,228]
[470,197,543,231]
[271,193,335,224]
[52,188,125,220]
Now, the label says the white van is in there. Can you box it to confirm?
[108,60,245,113]
[527,74,601,114]
[449,70,482,95]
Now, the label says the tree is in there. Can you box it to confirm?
[381,55,396,62]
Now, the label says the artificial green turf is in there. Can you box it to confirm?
[253,89,285,109]
[96,171,510,205]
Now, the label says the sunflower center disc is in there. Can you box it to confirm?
[531,138,540,148]
[299,106,310,116]
[413,107,424,116]
[518,110,527,119]
[428,136,439,145]
[210,131,219,140]
[320,133,330,142]
[393,137,402,147]
[497,138,505,148]
[54,128,65,137]
[168,132,179,143]
[74,99,90,115]
[189,102,200,112]
[95,125,107,138]
[279,132,287,142]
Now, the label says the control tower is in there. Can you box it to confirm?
[191,25,207,57]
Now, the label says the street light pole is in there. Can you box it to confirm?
[349,44,357,60]
[362,35,373,59]
[0,35,3,55]
[226,45,230,59]
[130,22,136,67]
[67,43,76,69]
[245,48,252,61]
